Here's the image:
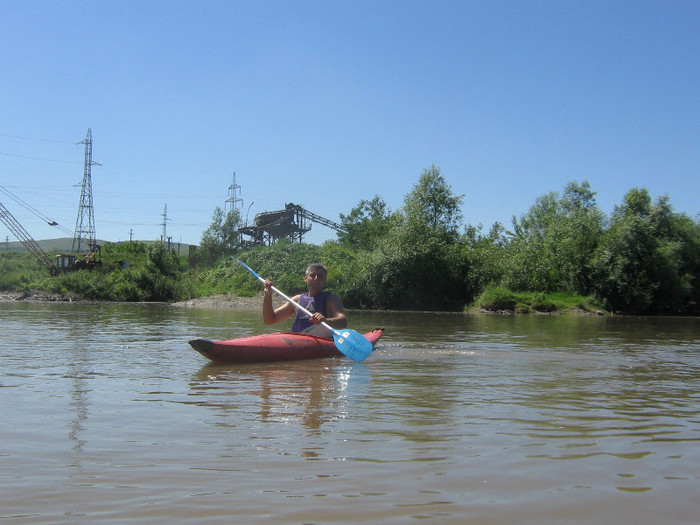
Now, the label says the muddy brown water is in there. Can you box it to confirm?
[1,302,698,524]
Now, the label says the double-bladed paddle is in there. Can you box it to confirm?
[234,257,373,362]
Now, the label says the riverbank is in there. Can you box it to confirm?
[0,290,83,303]
[1,290,609,315]
[174,295,609,315]
[172,293,268,309]
[0,290,273,309]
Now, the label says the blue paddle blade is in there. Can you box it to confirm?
[331,328,373,362]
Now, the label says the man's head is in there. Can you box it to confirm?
[305,263,328,279]
[304,263,328,295]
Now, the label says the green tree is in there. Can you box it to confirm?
[592,188,698,314]
[354,166,465,310]
[506,191,559,291]
[545,181,604,293]
[135,242,186,301]
[338,195,399,250]
[506,181,604,293]
[455,222,509,303]
[403,165,463,241]
[197,207,242,266]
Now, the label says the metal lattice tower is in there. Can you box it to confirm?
[72,128,100,253]
[225,171,243,215]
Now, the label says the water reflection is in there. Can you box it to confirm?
[66,369,89,453]
[190,361,371,432]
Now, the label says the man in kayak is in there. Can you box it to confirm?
[263,263,347,338]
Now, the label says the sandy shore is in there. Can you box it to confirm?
[0,290,83,303]
[0,290,276,309]
[171,293,270,309]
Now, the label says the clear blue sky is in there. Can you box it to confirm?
[2,0,698,247]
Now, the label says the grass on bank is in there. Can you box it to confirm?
[469,284,606,314]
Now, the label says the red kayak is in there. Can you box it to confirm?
[189,328,383,364]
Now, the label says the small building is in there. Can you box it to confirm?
[56,254,77,271]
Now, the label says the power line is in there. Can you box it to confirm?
[0,132,76,144]
[0,185,73,236]
[0,131,84,165]
[0,151,81,164]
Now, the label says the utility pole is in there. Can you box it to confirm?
[72,128,100,253]
[246,201,254,226]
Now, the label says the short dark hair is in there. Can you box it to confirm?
[305,263,327,277]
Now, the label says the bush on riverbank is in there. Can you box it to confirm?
[192,241,360,300]
[471,285,605,314]
[1,242,191,302]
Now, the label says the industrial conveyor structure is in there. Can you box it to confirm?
[237,203,347,247]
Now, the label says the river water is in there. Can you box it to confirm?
[1,302,698,524]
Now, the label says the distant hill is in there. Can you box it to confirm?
[2,238,195,253]
[2,237,88,253]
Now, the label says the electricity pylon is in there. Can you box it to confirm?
[72,128,100,253]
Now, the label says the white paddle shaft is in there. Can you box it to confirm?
[256,276,336,333]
